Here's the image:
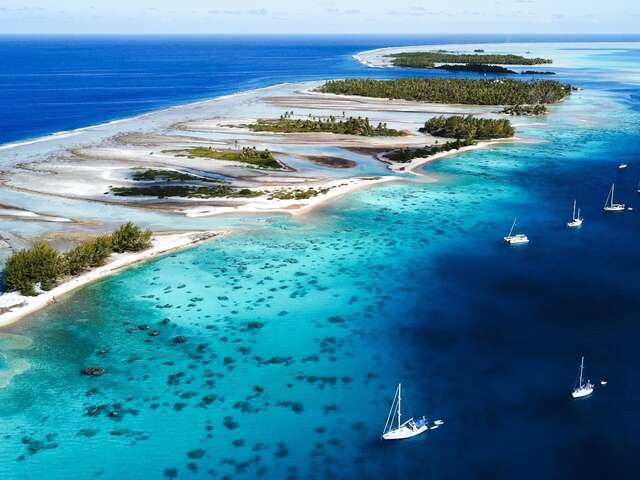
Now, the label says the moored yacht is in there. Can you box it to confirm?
[382,384,428,440]
[567,199,583,228]
[603,183,625,212]
[572,356,594,399]
[504,217,529,244]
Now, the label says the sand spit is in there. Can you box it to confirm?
[0,230,225,328]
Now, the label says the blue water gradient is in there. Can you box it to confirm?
[1,34,639,145]
[1,37,640,479]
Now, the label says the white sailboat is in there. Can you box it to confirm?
[618,163,628,170]
[567,200,583,228]
[382,384,428,440]
[572,356,594,399]
[603,183,625,212]
[503,217,529,244]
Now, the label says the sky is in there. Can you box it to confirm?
[0,0,638,35]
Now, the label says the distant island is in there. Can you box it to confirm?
[386,51,552,68]
[421,115,515,139]
[520,70,556,75]
[434,64,517,74]
[501,104,548,116]
[385,140,475,163]
[318,78,571,106]
[386,115,515,163]
[162,146,283,169]
[246,112,406,136]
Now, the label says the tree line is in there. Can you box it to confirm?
[385,139,476,163]
[3,223,153,296]
[421,116,515,140]
[387,52,552,68]
[163,146,281,169]
[501,104,548,116]
[247,114,406,137]
[318,78,571,106]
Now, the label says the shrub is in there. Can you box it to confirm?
[110,222,152,253]
[64,235,113,275]
[2,223,153,295]
[4,242,65,295]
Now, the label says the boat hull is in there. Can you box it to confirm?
[382,425,428,440]
[603,205,625,212]
[572,387,594,398]
[567,219,583,228]
[504,235,529,244]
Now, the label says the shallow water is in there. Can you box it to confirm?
[1,39,640,479]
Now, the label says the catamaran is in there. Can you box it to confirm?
[567,200,583,228]
[603,183,625,212]
[572,356,594,399]
[503,217,529,244]
[382,384,428,440]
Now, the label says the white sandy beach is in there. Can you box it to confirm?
[0,230,225,328]
[390,138,524,175]
[182,176,400,217]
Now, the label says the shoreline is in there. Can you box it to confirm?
[352,41,640,70]
[390,138,522,176]
[0,82,300,154]
[181,176,400,218]
[0,230,226,329]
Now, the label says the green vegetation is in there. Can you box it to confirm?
[387,52,552,68]
[521,70,555,75]
[384,140,475,163]
[65,235,113,276]
[434,64,516,74]
[111,185,261,199]
[131,169,219,183]
[246,112,406,137]
[114,166,264,199]
[3,223,152,295]
[421,116,515,140]
[4,242,65,295]
[268,187,330,200]
[163,146,282,169]
[502,104,548,116]
[110,222,152,253]
[318,78,571,106]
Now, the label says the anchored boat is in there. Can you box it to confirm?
[572,356,594,399]
[504,217,529,244]
[382,384,428,440]
[567,199,583,228]
[603,183,625,212]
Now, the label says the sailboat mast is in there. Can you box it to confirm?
[397,383,402,428]
[611,184,615,207]
[572,200,576,220]
[509,217,517,237]
[579,356,584,387]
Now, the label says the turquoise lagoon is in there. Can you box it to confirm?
[1,41,640,478]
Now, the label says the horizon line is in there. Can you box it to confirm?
[1,32,640,37]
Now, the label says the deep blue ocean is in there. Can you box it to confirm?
[1,35,640,480]
[0,34,638,145]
